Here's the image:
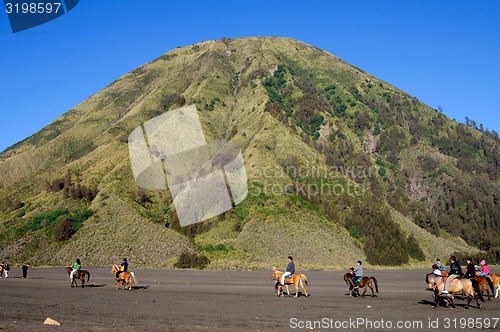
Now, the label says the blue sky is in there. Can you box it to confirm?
[1,1,499,152]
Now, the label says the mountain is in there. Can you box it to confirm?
[1,37,498,269]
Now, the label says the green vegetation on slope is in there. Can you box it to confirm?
[0,37,497,268]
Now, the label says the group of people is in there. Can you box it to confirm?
[0,262,31,278]
[278,256,366,294]
[431,256,491,294]
[68,257,129,282]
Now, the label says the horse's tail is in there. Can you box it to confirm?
[86,270,91,282]
[301,274,308,286]
[130,272,137,285]
[370,277,379,293]
[471,279,485,302]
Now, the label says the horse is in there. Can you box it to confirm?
[65,267,90,288]
[271,267,309,298]
[111,265,136,290]
[473,276,495,301]
[426,273,484,309]
[489,273,500,298]
[344,272,378,297]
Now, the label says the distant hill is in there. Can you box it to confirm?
[1,37,497,269]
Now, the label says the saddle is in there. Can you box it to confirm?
[285,274,292,279]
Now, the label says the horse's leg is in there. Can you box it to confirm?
[475,293,482,309]
[369,281,375,297]
[449,296,456,308]
[82,276,85,288]
[361,281,367,296]
[301,280,309,298]
[485,284,491,301]
[285,284,289,296]
[291,281,297,298]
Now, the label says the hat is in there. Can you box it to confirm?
[480,259,486,265]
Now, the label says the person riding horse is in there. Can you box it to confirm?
[442,256,462,294]
[352,260,364,289]
[70,258,81,282]
[479,260,490,277]
[464,258,476,279]
[280,256,294,286]
[116,258,129,281]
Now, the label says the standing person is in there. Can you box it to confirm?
[352,260,364,288]
[280,256,295,286]
[116,258,129,280]
[22,262,31,278]
[70,258,81,282]
[3,262,10,278]
[464,257,476,279]
[442,256,462,294]
[479,260,490,277]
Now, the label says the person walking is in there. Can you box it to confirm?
[22,262,31,278]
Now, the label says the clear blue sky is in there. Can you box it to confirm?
[1,1,499,152]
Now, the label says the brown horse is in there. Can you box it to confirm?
[488,273,500,298]
[344,273,378,297]
[426,273,484,309]
[65,267,90,288]
[111,265,136,290]
[473,276,495,300]
[271,267,309,298]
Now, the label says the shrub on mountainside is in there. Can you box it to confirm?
[52,217,73,242]
[174,250,210,269]
[46,170,98,202]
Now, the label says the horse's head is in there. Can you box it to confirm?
[271,266,281,282]
[66,267,72,275]
[344,273,353,285]
[111,265,119,273]
[426,273,440,289]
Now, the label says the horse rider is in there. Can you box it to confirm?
[116,258,128,281]
[464,257,476,279]
[352,260,364,289]
[280,256,294,286]
[442,255,462,294]
[70,258,81,281]
[479,260,490,277]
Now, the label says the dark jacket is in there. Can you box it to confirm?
[121,261,128,272]
[286,261,295,274]
[464,263,476,278]
[449,261,463,276]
